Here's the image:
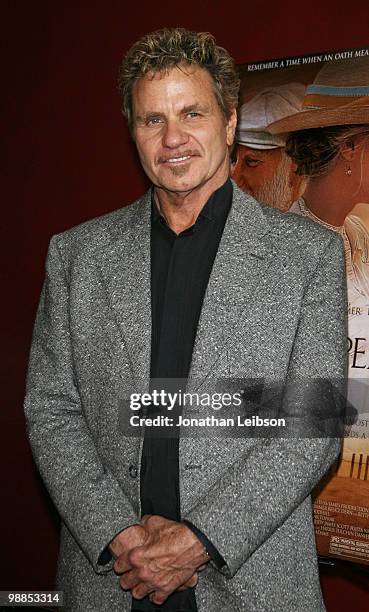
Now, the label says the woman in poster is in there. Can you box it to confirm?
[268,57,369,298]
[268,57,369,300]
[286,124,369,297]
[269,57,369,481]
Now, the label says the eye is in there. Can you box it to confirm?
[186,112,201,119]
[146,116,163,126]
[245,158,262,168]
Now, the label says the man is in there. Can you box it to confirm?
[25,28,347,611]
[232,84,306,210]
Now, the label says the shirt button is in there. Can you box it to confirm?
[129,465,138,478]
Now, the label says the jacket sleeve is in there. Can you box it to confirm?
[183,232,348,578]
[24,235,138,574]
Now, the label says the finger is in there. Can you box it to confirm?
[150,589,170,606]
[114,544,146,574]
[185,573,198,587]
[110,524,147,562]
[119,569,141,591]
[131,582,155,600]
[140,514,152,526]
[149,568,195,603]
[176,573,199,591]
[127,525,148,548]
[114,552,133,574]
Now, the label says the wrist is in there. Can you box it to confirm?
[182,519,226,569]
[182,522,211,566]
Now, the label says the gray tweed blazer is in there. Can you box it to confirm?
[24,182,347,611]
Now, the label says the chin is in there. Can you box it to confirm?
[158,174,202,193]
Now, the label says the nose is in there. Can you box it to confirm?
[162,119,189,149]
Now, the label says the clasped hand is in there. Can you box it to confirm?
[111,515,209,606]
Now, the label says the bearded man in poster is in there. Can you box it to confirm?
[232,84,306,210]
[24,28,347,612]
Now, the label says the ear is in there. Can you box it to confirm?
[230,144,240,175]
[339,138,357,161]
[226,108,238,146]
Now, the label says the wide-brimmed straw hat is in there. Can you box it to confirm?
[268,56,369,134]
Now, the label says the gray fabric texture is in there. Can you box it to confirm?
[24,182,347,611]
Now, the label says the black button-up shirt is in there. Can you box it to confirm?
[133,179,232,612]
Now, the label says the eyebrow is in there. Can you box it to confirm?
[244,152,268,160]
[135,112,166,124]
[180,103,211,114]
[135,103,211,124]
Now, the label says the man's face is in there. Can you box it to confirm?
[132,64,236,196]
[232,144,301,211]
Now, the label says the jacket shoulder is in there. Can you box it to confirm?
[232,184,343,278]
[232,181,336,252]
[262,200,337,245]
[260,199,345,270]
[50,190,151,261]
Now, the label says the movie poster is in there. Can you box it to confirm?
[235,47,369,565]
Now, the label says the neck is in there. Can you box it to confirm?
[154,167,230,234]
[302,171,357,226]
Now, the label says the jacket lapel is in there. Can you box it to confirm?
[187,182,276,389]
[95,190,152,390]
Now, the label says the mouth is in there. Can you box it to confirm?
[158,153,198,165]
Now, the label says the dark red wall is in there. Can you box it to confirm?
[3,0,369,607]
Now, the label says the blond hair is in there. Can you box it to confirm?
[118,27,240,133]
